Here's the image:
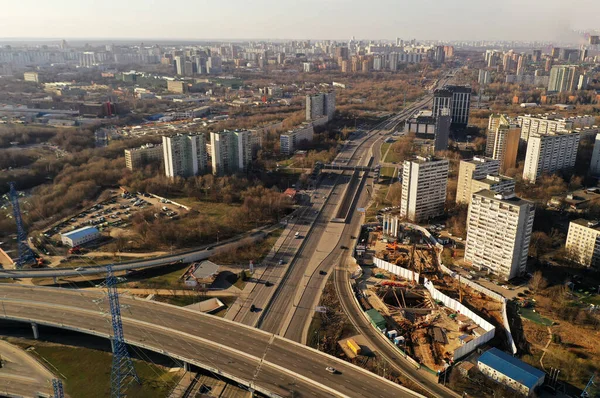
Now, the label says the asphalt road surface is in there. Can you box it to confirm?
[0,284,423,398]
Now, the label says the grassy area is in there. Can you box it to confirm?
[21,341,180,398]
[209,228,283,265]
[383,147,404,164]
[124,263,190,289]
[53,256,117,268]
[380,166,397,179]
[380,142,391,160]
[519,307,555,326]
[365,185,390,222]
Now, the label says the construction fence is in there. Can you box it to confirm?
[373,257,420,283]
[439,262,517,355]
[423,278,496,361]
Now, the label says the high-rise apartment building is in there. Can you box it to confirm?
[163,134,207,178]
[522,131,580,183]
[210,130,252,176]
[486,115,520,172]
[456,157,500,204]
[280,123,315,155]
[518,114,572,141]
[565,219,600,267]
[478,69,491,85]
[433,85,471,127]
[124,143,163,171]
[207,56,222,74]
[400,157,449,222]
[306,92,336,122]
[465,190,535,280]
[548,65,579,93]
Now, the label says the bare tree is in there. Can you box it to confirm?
[529,271,548,294]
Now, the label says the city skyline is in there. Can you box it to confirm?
[1,0,599,43]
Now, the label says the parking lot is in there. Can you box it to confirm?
[41,190,186,252]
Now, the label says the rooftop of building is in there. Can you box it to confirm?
[571,218,600,231]
[550,188,600,209]
[473,189,530,206]
[192,260,220,280]
[126,143,162,151]
[410,156,448,164]
[61,226,99,240]
[478,348,545,389]
[476,175,515,185]
[464,156,498,165]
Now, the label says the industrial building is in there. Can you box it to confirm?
[565,219,600,268]
[400,156,449,222]
[465,190,534,280]
[163,134,208,178]
[477,348,545,396]
[61,227,101,247]
[522,131,580,183]
[124,143,163,171]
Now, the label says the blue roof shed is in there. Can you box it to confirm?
[478,348,545,390]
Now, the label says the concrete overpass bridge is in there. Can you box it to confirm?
[0,285,423,398]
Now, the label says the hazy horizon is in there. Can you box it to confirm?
[1,0,599,44]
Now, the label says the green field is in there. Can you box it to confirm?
[124,263,190,289]
[519,307,555,326]
[380,166,397,179]
[24,342,180,398]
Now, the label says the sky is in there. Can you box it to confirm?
[1,0,599,42]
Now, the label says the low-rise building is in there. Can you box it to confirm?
[280,123,314,155]
[61,227,101,247]
[565,219,600,267]
[124,143,163,170]
[478,348,545,396]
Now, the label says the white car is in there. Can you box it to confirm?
[75,267,84,271]
[325,367,337,374]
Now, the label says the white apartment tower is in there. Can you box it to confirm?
[163,134,207,178]
[210,130,252,176]
[400,157,449,222]
[456,157,505,204]
[522,131,580,183]
[465,190,535,280]
[565,219,600,267]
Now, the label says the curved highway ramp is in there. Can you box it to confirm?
[0,285,423,398]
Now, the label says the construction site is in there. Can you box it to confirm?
[353,225,500,372]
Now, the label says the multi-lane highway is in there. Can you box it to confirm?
[225,172,341,326]
[0,284,423,398]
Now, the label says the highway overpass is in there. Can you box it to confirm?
[0,284,424,398]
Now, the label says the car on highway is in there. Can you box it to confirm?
[265,281,273,287]
[278,259,285,265]
[250,304,257,312]
[75,267,84,271]
[325,367,338,374]
[319,270,327,275]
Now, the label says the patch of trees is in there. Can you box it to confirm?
[0,125,57,148]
